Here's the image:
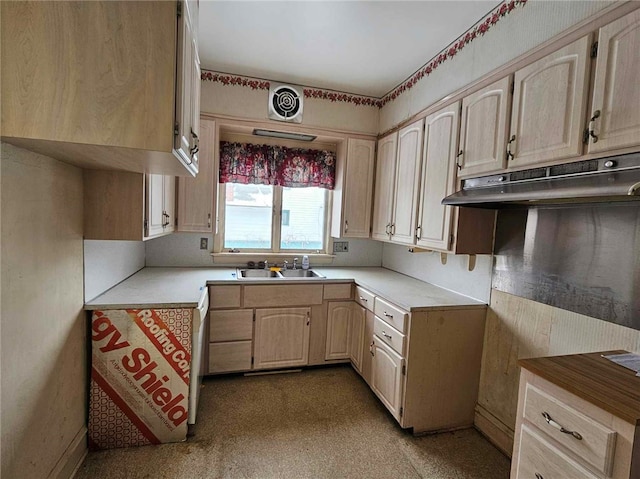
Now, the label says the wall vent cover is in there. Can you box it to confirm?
[268,84,303,123]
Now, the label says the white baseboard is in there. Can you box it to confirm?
[48,426,87,479]
[474,404,514,457]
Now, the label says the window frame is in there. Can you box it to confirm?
[213,183,333,256]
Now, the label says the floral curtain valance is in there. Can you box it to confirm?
[219,141,336,190]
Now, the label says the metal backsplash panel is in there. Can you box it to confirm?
[492,204,640,330]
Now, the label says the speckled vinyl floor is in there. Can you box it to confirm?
[76,365,510,479]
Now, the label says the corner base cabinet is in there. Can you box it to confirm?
[512,352,640,479]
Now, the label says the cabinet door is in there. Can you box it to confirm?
[325,302,352,360]
[146,174,166,237]
[174,5,195,168]
[190,36,201,170]
[360,310,375,386]
[349,304,365,372]
[459,77,511,177]
[371,335,404,421]
[416,102,460,251]
[391,119,423,245]
[508,36,590,169]
[163,175,176,234]
[371,132,397,242]
[588,10,640,153]
[178,119,215,232]
[342,139,375,238]
[254,307,310,369]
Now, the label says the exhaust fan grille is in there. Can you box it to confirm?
[269,85,303,123]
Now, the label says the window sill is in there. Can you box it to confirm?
[210,252,336,265]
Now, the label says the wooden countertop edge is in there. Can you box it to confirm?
[519,351,640,425]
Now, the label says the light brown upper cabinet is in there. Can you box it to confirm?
[371,132,398,242]
[391,120,424,245]
[416,103,460,251]
[372,121,423,245]
[458,77,512,177]
[507,36,591,169]
[178,119,216,233]
[84,171,176,241]
[587,9,640,154]
[1,1,200,177]
[331,138,376,238]
[146,174,176,238]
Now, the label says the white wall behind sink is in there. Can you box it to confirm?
[145,233,383,267]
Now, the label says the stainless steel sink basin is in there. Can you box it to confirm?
[237,269,280,278]
[279,269,325,278]
[235,268,325,279]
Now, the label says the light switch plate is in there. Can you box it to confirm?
[200,238,208,250]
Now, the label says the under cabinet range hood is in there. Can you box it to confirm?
[442,154,640,208]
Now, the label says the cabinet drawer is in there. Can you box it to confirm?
[244,284,323,308]
[210,309,253,342]
[209,285,241,309]
[515,424,599,479]
[355,286,375,312]
[323,283,353,300]
[523,383,617,476]
[209,341,252,373]
[373,297,408,333]
[374,315,406,356]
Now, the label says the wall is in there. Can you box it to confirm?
[381,243,492,302]
[200,80,379,135]
[145,232,383,268]
[83,240,145,302]
[1,143,87,478]
[379,1,614,132]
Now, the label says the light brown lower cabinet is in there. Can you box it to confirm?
[512,356,640,479]
[208,308,253,373]
[369,299,486,434]
[349,304,365,372]
[253,307,311,370]
[371,336,405,421]
[325,302,352,360]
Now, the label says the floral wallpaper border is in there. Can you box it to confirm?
[201,0,528,109]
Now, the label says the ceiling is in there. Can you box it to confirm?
[198,1,502,98]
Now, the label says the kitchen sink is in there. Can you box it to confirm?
[279,269,325,278]
[237,269,280,278]
[235,268,325,279]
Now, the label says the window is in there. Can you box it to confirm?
[222,183,329,253]
[216,140,335,255]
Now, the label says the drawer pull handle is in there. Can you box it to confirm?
[381,331,392,340]
[370,341,375,356]
[542,412,583,440]
[359,296,368,302]
[535,474,544,479]
[384,312,393,319]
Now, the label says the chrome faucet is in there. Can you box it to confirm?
[293,257,298,270]
[264,260,269,270]
[283,260,289,270]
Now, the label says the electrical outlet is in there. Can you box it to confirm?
[200,238,208,250]
[333,241,349,253]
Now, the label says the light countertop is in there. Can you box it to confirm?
[84,266,485,312]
